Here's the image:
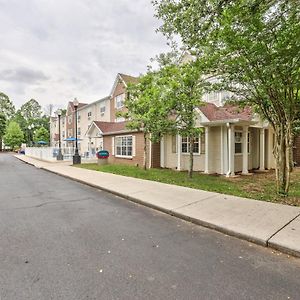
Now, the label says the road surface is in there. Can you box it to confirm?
[0,154,299,299]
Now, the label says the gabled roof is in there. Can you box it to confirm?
[110,73,139,97]
[94,121,129,135]
[86,121,135,137]
[199,103,253,122]
[119,73,139,85]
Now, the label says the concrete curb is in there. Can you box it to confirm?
[14,155,300,258]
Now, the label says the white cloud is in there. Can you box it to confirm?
[0,0,169,109]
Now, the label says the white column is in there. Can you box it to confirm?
[177,134,181,171]
[260,128,265,171]
[220,126,224,174]
[160,136,165,168]
[242,126,249,174]
[227,124,235,177]
[148,138,152,169]
[204,127,210,173]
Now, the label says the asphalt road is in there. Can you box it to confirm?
[0,154,300,300]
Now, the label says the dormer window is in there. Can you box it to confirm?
[115,94,125,109]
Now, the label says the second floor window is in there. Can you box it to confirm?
[115,94,125,109]
[87,112,92,120]
[100,106,105,116]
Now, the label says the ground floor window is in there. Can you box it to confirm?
[235,132,242,154]
[115,135,133,157]
[181,136,200,154]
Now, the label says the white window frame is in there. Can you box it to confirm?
[115,135,133,158]
[181,136,201,155]
[235,131,243,155]
[100,106,106,116]
[115,116,125,123]
[87,111,92,120]
[115,94,125,109]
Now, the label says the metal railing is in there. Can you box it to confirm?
[25,147,97,162]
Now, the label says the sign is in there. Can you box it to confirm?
[97,150,109,159]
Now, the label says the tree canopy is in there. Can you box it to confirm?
[0,92,15,120]
[3,121,24,150]
[33,126,50,144]
[153,0,300,193]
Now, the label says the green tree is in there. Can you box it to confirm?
[33,127,49,144]
[156,60,205,178]
[153,0,300,194]
[20,99,42,121]
[0,92,15,120]
[0,113,7,151]
[122,71,174,170]
[3,121,24,150]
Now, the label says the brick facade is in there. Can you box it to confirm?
[110,80,128,122]
[103,132,160,168]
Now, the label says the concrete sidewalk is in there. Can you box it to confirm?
[16,155,300,258]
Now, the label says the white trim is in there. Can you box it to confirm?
[149,137,152,169]
[242,126,249,174]
[177,135,181,171]
[160,136,165,168]
[259,128,265,171]
[204,127,209,173]
[115,135,134,158]
[109,73,127,98]
[227,124,235,176]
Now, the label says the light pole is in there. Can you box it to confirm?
[56,109,64,161]
[28,124,34,146]
[73,98,81,164]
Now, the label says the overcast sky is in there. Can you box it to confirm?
[0,0,169,110]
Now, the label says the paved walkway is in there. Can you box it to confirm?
[16,155,300,258]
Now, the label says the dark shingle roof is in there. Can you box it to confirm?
[199,103,252,122]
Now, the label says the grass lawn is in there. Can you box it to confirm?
[75,163,300,206]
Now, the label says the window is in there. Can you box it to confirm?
[62,131,65,138]
[68,129,73,137]
[78,127,81,136]
[235,132,242,154]
[88,112,92,120]
[100,106,105,116]
[247,132,250,153]
[78,114,81,123]
[68,115,72,124]
[115,94,125,109]
[181,137,200,154]
[115,136,133,157]
[115,116,125,123]
[200,132,206,154]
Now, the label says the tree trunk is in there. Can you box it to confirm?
[188,137,194,178]
[143,134,147,170]
[273,122,292,195]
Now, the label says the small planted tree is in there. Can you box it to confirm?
[4,121,24,150]
[33,127,50,145]
[156,60,205,178]
[121,71,173,170]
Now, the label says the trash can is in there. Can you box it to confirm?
[96,150,109,166]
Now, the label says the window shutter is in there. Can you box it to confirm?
[112,137,115,155]
[132,135,136,157]
[172,135,177,153]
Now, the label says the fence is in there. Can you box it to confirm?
[25,147,97,162]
